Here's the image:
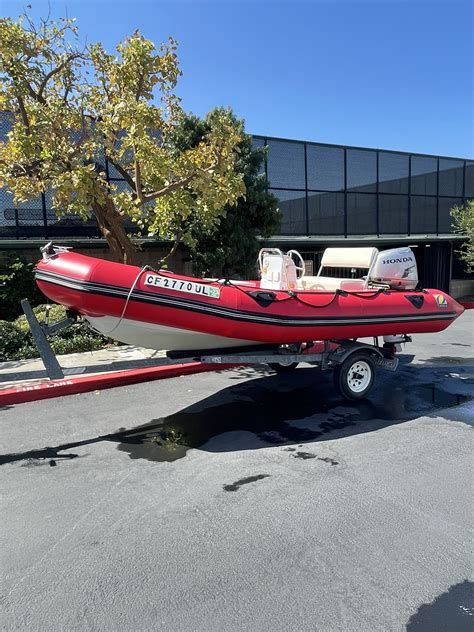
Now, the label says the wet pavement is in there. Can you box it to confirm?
[115,367,470,462]
[0,364,470,467]
[1,312,473,631]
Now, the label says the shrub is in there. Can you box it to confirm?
[0,256,43,320]
[451,199,474,273]
[0,303,111,361]
[0,320,25,360]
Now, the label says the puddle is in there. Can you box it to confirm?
[292,451,317,460]
[113,371,471,463]
[423,356,472,365]
[291,451,339,464]
[223,474,270,492]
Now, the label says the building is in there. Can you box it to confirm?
[254,136,473,298]
[0,120,472,297]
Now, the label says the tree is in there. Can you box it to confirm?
[451,199,474,273]
[168,111,280,278]
[0,12,245,264]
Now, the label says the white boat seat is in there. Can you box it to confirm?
[320,247,379,269]
[296,247,379,292]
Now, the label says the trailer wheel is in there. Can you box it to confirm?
[333,352,375,400]
[268,362,299,374]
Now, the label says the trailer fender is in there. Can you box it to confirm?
[328,342,398,371]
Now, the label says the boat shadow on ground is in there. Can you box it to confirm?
[1,361,472,467]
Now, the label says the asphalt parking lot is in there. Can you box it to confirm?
[1,312,473,632]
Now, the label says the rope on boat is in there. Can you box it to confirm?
[220,279,389,309]
[102,265,155,335]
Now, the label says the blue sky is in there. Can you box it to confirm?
[4,0,473,158]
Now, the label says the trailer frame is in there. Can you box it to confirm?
[22,296,409,400]
[194,337,407,400]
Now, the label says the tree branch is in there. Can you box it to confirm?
[134,157,143,201]
[16,94,31,133]
[142,174,195,202]
[106,157,137,191]
[142,160,219,203]
[159,230,182,266]
[23,80,46,105]
[37,53,83,100]
[136,71,144,101]
[68,114,90,158]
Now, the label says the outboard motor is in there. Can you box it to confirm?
[370,247,418,290]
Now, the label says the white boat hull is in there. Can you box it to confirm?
[85,316,263,352]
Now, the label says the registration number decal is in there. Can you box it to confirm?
[144,274,221,299]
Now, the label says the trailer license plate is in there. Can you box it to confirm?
[374,356,399,371]
[144,274,221,299]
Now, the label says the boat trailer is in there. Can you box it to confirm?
[22,298,408,401]
[176,337,406,400]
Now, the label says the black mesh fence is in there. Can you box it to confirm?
[0,108,471,241]
[347,193,377,235]
[307,192,344,235]
[410,196,437,234]
[256,135,470,238]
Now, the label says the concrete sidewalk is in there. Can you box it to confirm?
[0,344,174,391]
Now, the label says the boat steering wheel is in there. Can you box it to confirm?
[287,249,306,279]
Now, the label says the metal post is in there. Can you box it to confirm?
[343,149,348,238]
[304,142,309,236]
[436,157,440,236]
[14,207,20,240]
[41,192,48,239]
[407,155,412,236]
[462,160,466,201]
[376,150,379,237]
[21,299,64,380]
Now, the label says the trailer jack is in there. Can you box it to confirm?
[20,299,76,380]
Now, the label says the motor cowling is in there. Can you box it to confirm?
[370,247,418,290]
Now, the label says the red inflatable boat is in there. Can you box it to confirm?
[35,244,464,354]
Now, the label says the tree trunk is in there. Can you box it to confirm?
[92,197,137,265]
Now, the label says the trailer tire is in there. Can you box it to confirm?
[333,352,375,400]
[268,362,299,374]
